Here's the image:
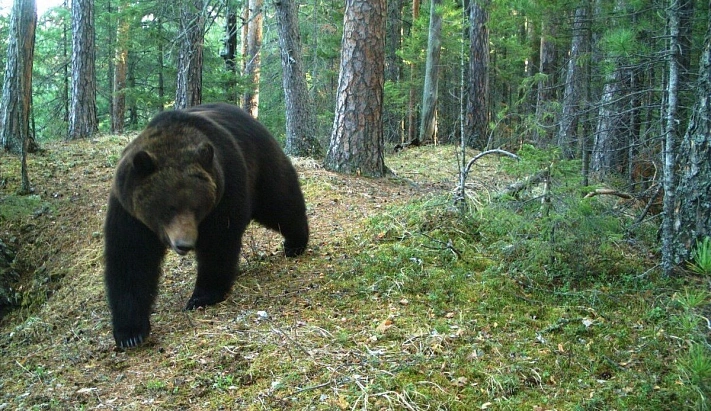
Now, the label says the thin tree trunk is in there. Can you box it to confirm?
[464,0,489,149]
[112,2,130,134]
[417,0,443,145]
[406,0,420,145]
[533,20,558,146]
[325,0,386,177]
[661,0,681,275]
[556,3,588,159]
[157,18,164,112]
[175,0,204,109]
[243,0,263,118]
[275,0,321,158]
[383,0,403,144]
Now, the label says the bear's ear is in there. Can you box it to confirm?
[132,150,156,176]
[196,142,214,169]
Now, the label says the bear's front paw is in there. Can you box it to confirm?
[283,240,307,257]
[114,327,149,349]
[185,289,226,310]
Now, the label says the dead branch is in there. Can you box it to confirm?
[497,168,549,199]
[583,188,634,200]
[455,149,520,204]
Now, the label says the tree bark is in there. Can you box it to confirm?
[556,3,588,159]
[383,0,403,144]
[274,0,321,158]
[325,0,386,177]
[0,0,36,155]
[671,2,711,266]
[112,1,130,134]
[661,0,681,275]
[533,20,558,146]
[0,0,36,193]
[175,0,204,110]
[68,0,98,140]
[243,0,263,118]
[464,0,489,149]
[417,0,443,145]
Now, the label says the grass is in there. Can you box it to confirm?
[0,140,709,409]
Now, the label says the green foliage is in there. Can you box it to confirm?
[678,343,711,409]
[0,194,50,222]
[479,146,654,287]
[689,237,711,276]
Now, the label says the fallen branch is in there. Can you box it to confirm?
[583,188,634,200]
[496,168,549,199]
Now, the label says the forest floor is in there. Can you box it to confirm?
[0,137,708,410]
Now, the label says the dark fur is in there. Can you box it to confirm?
[104,103,309,348]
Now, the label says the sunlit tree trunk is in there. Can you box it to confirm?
[464,0,489,149]
[417,0,442,145]
[68,0,98,140]
[275,0,321,158]
[243,0,263,117]
[325,0,386,177]
[175,0,204,109]
[112,1,130,134]
[669,0,711,268]
[0,0,36,194]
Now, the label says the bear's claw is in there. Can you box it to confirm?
[114,327,148,349]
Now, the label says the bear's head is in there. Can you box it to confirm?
[117,139,220,255]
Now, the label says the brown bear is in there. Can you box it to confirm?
[104,103,309,348]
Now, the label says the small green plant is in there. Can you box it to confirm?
[678,343,711,408]
[688,237,711,276]
[144,380,167,391]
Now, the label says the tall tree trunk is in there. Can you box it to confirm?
[325,0,386,177]
[275,0,321,158]
[112,1,130,134]
[406,0,420,145]
[533,20,558,146]
[156,17,165,112]
[175,0,204,110]
[243,0,263,118]
[670,0,711,267]
[0,0,36,194]
[62,0,69,126]
[0,0,36,155]
[590,66,628,178]
[68,0,98,140]
[222,6,239,103]
[417,0,443,145]
[556,3,588,159]
[383,0,403,144]
[464,0,489,149]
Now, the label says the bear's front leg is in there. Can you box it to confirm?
[104,196,165,348]
[186,246,240,310]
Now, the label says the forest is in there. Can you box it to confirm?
[0,0,710,408]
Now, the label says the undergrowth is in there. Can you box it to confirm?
[1,142,709,409]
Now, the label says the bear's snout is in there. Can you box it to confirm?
[164,212,198,255]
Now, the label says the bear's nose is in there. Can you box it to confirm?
[172,240,195,255]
